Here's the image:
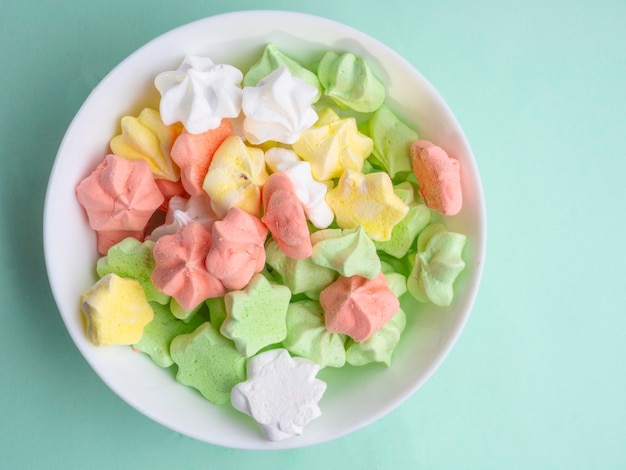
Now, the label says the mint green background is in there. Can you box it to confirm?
[1,0,624,468]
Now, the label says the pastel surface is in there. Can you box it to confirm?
[81,273,154,346]
[170,322,246,405]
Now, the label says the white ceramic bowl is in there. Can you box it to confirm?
[44,10,486,449]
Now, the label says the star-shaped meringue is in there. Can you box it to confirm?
[292,108,373,181]
[110,108,182,181]
[220,273,291,357]
[231,348,327,441]
[154,55,243,134]
[325,169,409,241]
[151,222,225,311]
[170,322,246,405]
[242,67,318,144]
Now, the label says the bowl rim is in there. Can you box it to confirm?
[44,9,487,449]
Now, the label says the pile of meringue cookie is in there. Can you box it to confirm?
[75,44,467,441]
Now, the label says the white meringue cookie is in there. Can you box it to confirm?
[242,67,318,145]
[148,194,216,241]
[265,148,334,228]
[155,55,243,134]
[231,348,326,441]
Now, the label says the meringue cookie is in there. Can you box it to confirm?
[149,194,217,241]
[407,223,467,306]
[76,154,164,232]
[151,222,226,311]
[411,140,463,216]
[317,51,385,113]
[261,172,312,259]
[243,44,322,101]
[132,301,206,368]
[265,147,334,228]
[325,169,409,242]
[283,300,347,369]
[265,239,337,298]
[345,308,406,367]
[155,55,243,134]
[292,107,373,181]
[242,67,318,144]
[373,181,431,258]
[170,322,246,405]
[231,348,327,441]
[81,273,154,346]
[96,237,169,305]
[310,226,381,279]
[367,104,418,178]
[110,108,182,181]
[220,273,291,357]
[205,207,268,291]
[170,118,233,196]
[319,272,400,342]
[202,135,269,217]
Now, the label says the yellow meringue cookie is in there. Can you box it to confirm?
[80,273,154,346]
[292,108,373,181]
[202,135,269,217]
[110,108,182,181]
[325,170,409,242]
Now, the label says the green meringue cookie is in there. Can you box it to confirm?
[310,226,381,279]
[205,297,227,331]
[380,260,408,298]
[170,297,203,322]
[96,237,169,305]
[243,44,322,101]
[375,182,431,259]
[345,308,406,367]
[220,273,292,357]
[170,322,246,405]
[265,239,337,298]
[133,301,206,368]
[407,223,467,306]
[367,105,418,178]
[283,300,347,369]
[317,50,385,113]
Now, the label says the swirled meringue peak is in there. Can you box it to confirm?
[407,223,467,306]
[154,55,243,134]
[242,67,318,144]
[243,44,322,101]
[265,147,334,228]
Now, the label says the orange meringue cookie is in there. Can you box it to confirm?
[151,222,225,310]
[319,272,399,342]
[76,154,164,232]
[411,140,462,216]
[262,172,312,260]
[205,207,268,290]
[171,118,233,197]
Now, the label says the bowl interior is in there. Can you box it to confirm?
[44,10,486,449]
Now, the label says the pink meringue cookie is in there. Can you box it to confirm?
[410,140,462,216]
[170,118,233,197]
[265,148,334,229]
[151,222,225,310]
[319,272,400,342]
[205,207,268,290]
[262,172,312,260]
[76,154,164,232]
